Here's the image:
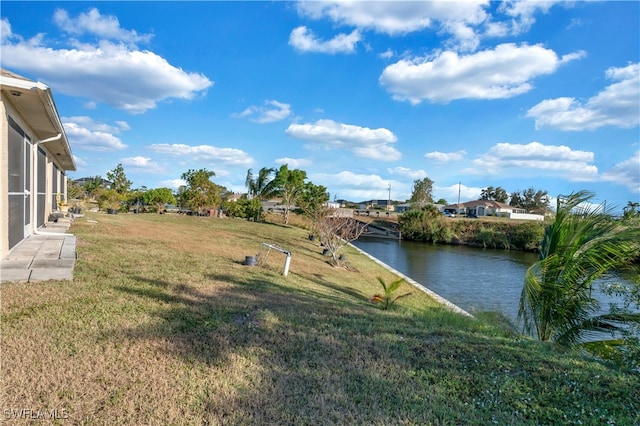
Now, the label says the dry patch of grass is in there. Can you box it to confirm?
[1,212,638,425]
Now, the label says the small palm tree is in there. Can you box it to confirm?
[518,190,640,346]
[371,277,411,310]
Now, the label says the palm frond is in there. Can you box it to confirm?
[518,190,640,346]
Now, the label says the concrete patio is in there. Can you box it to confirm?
[1,218,76,283]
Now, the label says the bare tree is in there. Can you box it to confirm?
[316,208,367,267]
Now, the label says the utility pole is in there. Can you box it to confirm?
[388,183,391,211]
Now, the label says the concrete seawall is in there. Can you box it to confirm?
[349,243,473,318]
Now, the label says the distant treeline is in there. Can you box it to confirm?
[398,208,545,252]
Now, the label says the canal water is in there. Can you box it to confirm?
[353,236,629,327]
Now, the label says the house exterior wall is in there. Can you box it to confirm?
[0,96,8,256]
[0,93,67,258]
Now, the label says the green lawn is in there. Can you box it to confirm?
[1,212,638,425]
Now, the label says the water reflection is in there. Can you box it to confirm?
[353,237,631,326]
[353,237,537,321]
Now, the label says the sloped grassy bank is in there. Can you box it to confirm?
[1,212,638,425]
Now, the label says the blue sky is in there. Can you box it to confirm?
[1,1,638,210]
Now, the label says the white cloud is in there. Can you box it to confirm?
[120,156,164,174]
[1,11,212,113]
[53,8,153,45]
[466,141,598,181]
[148,144,254,166]
[0,18,13,43]
[378,49,394,60]
[526,62,640,131]
[312,170,397,201]
[275,157,313,169]
[289,26,361,54]
[435,183,482,205]
[387,167,427,180]
[62,116,128,151]
[296,1,488,39]
[63,116,129,134]
[285,119,401,161]
[497,0,565,35]
[233,100,292,123]
[159,179,187,190]
[380,43,585,104]
[443,20,481,51]
[601,152,640,193]
[72,155,88,168]
[425,150,467,162]
[294,1,572,52]
[294,0,574,52]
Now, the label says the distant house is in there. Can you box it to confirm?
[360,199,395,211]
[443,204,467,216]
[394,203,413,213]
[72,177,112,187]
[443,200,543,221]
[225,192,245,203]
[1,69,76,257]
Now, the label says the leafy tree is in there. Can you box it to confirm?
[176,185,188,211]
[143,188,176,214]
[523,187,549,213]
[297,182,329,218]
[494,187,508,203]
[509,188,549,213]
[106,163,132,195]
[480,186,508,203]
[409,177,434,208]
[98,188,123,212]
[296,182,330,237]
[127,188,146,213]
[66,180,83,199]
[398,205,452,243]
[82,176,104,200]
[217,184,233,204]
[223,196,263,220]
[272,164,307,224]
[180,169,220,214]
[435,198,449,206]
[509,191,523,208]
[518,190,640,347]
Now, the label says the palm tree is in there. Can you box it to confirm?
[245,167,277,222]
[245,167,276,199]
[518,190,640,346]
[623,201,640,219]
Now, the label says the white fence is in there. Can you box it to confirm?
[507,212,544,221]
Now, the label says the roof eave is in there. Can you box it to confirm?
[0,73,76,172]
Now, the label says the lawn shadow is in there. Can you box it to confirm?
[307,272,368,302]
[111,271,445,422]
[110,270,635,425]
